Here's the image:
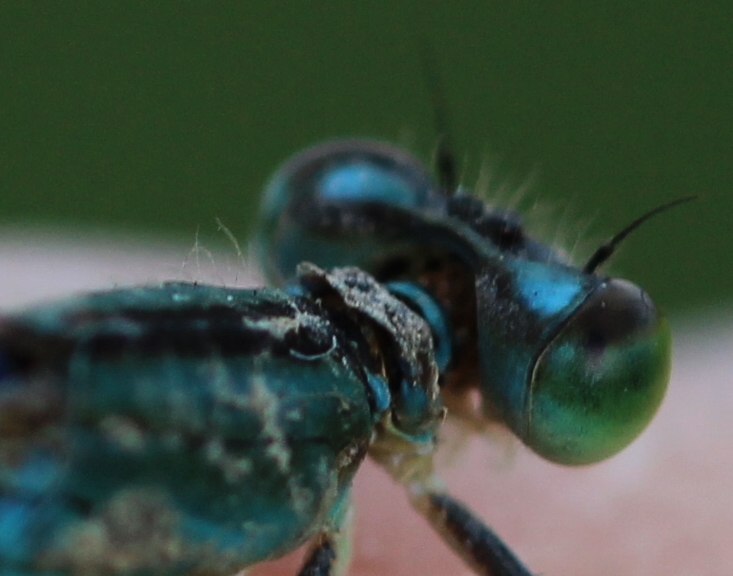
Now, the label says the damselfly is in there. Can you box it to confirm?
[0,137,685,576]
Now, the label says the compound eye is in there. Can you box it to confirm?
[525,279,671,465]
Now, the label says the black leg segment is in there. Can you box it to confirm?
[297,537,337,576]
[419,493,535,576]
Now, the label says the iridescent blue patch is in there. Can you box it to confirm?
[319,163,421,207]
[513,261,584,317]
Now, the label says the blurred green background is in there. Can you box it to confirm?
[0,2,729,314]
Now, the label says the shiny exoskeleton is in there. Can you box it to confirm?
[0,139,672,576]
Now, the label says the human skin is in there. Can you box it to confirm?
[1,230,730,576]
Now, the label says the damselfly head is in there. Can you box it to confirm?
[471,197,693,465]
[519,277,671,465]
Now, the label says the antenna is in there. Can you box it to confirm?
[583,195,697,274]
[420,45,458,195]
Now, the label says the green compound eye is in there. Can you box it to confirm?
[525,279,671,466]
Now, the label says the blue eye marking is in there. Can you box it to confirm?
[320,163,423,207]
[0,135,688,575]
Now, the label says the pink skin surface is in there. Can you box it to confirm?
[1,230,730,576]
